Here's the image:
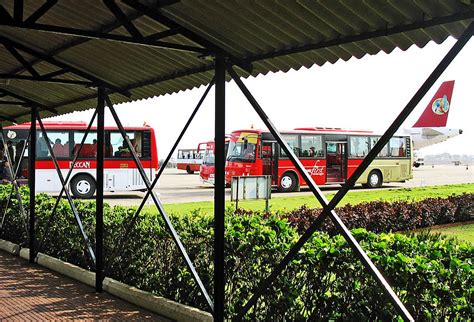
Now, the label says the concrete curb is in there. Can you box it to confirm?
[103,278,213,322]
[0,239,20,255]
[36,252,95,288]
[19,247,30,260]
[0,238,212,321]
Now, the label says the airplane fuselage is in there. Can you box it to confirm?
[404,127,463,150]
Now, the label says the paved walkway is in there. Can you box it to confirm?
[0,251,170,321]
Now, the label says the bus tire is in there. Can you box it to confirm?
[365,170,382,188]
[186,166,194,174]
[71,174,96,199]
[279,172,298,192]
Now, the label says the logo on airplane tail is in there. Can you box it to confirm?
[432,95,450,115]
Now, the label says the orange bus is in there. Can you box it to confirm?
[225,128,413,192]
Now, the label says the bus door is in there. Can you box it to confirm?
[325,141,346,183]
[262,141,278,184]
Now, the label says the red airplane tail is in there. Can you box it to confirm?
[412,80,455,128]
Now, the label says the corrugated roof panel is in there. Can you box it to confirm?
[367,0,413,25]
[0,0,473,124]
[388,0,424,21]
[370,37,398,54]
[341,1,388,29]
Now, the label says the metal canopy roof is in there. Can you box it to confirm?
[0,0,473,124]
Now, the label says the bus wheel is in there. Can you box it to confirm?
[279,172,298,192]
[71,174,96,198]
[366,170,382,188]
[186,166,194,174]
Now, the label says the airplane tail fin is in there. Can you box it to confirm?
[412,80,455,128]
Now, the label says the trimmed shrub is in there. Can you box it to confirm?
[286,193,474,234]
[0,186,472,320]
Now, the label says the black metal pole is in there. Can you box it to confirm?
[29,107,36,263]
[95,87,105,292]
[214,55,226,321]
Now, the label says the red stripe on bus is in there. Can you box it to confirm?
[35,160,152,170]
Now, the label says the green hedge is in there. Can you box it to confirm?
[284,193,474,234]
[0,185,472,320]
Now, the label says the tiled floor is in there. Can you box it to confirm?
[0,251,170,321]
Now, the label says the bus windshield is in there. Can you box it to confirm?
[227,140,256,162]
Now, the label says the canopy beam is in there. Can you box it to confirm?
[0,36,131,97]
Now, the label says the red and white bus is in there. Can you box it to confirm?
[4,121,158,198]
[199,138,230,185]
[176,143,207,174]
[225,128,413,192]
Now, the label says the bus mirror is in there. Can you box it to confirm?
[243,140,248,150]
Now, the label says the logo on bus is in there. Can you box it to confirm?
[70,161,91,169]
[309,160,324,176]
[432,95,450,115]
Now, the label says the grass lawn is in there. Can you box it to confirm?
[143,183,474,216]
[417,221,474,244]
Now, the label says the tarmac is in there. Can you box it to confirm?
[102,163,474,206]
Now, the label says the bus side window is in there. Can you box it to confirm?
[280,134,299,158]
[301,135,322,158]
[349,136,369,158]
[371,137,389,158]
[389,137,406,157]
[110,132,134,158]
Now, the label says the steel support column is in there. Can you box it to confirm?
[214,56,226,321]
[29,109,36,263]
[95,88,105,292]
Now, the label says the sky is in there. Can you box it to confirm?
[51,37,474,158]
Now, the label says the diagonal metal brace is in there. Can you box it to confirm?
[227,66,414,321]
[36,113,96,265]
[37,109,98,253]
[103,79,214,275]
[0,127,30,237]
[105,95,214,312]
[228,21,473,320]
[0,129,30,218]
